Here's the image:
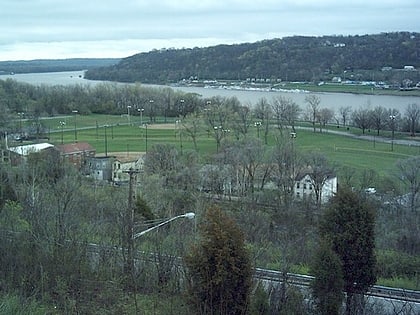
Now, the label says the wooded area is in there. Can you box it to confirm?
[0,73,419,314]
[84,32,420,85]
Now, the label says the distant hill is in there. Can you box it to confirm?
[0,58,120,74]
[84,32,419,84]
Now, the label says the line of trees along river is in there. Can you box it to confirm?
[1,70,419,111]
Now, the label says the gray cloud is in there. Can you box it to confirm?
[0,0,419,60]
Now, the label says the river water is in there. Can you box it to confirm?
[1,70,419,112]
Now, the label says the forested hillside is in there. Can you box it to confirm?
[0,58,120,74]
[85,32,419,84]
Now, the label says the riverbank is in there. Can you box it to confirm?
[176,80,420,97]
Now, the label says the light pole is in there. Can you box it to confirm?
[138,108,144,126]
[72,110,78,141]
[17,112,24,141]
[149,100,154,123]
[179,99,185,117]
[214,126,222,152]
[389,115,396,151]
[104,125,108,157]
[290,132,297,174]
[127,105,132,125]
[145,123,148,153]
[254,121,262,138]
[176,120,183,154]
[59,121,66,144]
[133,212,195,239]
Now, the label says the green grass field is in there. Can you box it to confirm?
[17,114,419,179]
[273,82,420,96]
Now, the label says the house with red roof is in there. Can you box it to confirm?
[56,142,96,172]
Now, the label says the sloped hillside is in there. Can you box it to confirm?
[85,32,419,84]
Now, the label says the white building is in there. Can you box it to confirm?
[294,172,337,203]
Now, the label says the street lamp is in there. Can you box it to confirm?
[132,212,195,239]
[72,110,78,141]
[138,108,144,126]
[145,123,148,153]
[179,99,185,117]
[214,125,222,152]
[104,125,109,157]
[389,115,396,151]
[254,121,262,138]
[17,112,24,141]
[149,100,154,122]
[175,120,183,154]
[127,105,132,125]
[59,121,66,144]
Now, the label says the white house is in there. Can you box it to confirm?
[112,153,145,183]
[403,65,415,71]
[294,172,337,203]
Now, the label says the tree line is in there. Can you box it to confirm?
[1,78,419,140]
[1,131,417,313]
[84,32,420,85]
[0,58,119,74]
[0,77,419,314]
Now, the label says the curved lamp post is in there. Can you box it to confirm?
[72,110,78,141]
[133,212,195,239]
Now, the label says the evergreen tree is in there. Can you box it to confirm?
[319,188,376,315]
[184,206,253,315]
[311,240,344,315]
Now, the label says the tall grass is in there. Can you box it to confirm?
[0,294,55,315]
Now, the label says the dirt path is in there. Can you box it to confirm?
[146,123,175,130]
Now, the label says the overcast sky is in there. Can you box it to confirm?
[1,0,419,61]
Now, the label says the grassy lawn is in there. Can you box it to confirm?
[293,129,418,176]
[273,82,420,96]
[16,114,418,179]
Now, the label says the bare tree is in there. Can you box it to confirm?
[182,111,201,151]
[271,96,301,132]
[305,94,321,133]
[271,133,301,207]
[404,103,420,137]
[223,137,269,198]
[231,103,252,139]
[396,156,420,212]
[339,106,352,126]
[370,105,388,135]
[254,98,272,144]
[304,152,335,208]
[318,108,334,132]
[204,97,233,152]
[352,107,371,134]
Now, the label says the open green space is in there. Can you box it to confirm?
[20,114,418,181]
[273,82,420,96]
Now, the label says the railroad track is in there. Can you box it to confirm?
[5,236,417,305]
[255,268,420,303]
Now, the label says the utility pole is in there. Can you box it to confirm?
[122,167,140,287]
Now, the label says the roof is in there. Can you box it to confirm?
[8,143,54,156]
[56,142,95,155]
[295,167,336,181]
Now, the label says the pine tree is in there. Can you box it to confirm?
[319,188,376,315]
[184,206,252,315]
[311,240,344,315]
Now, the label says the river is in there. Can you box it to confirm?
[1,70,419,112]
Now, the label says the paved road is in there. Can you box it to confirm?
[295,126,420,147]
